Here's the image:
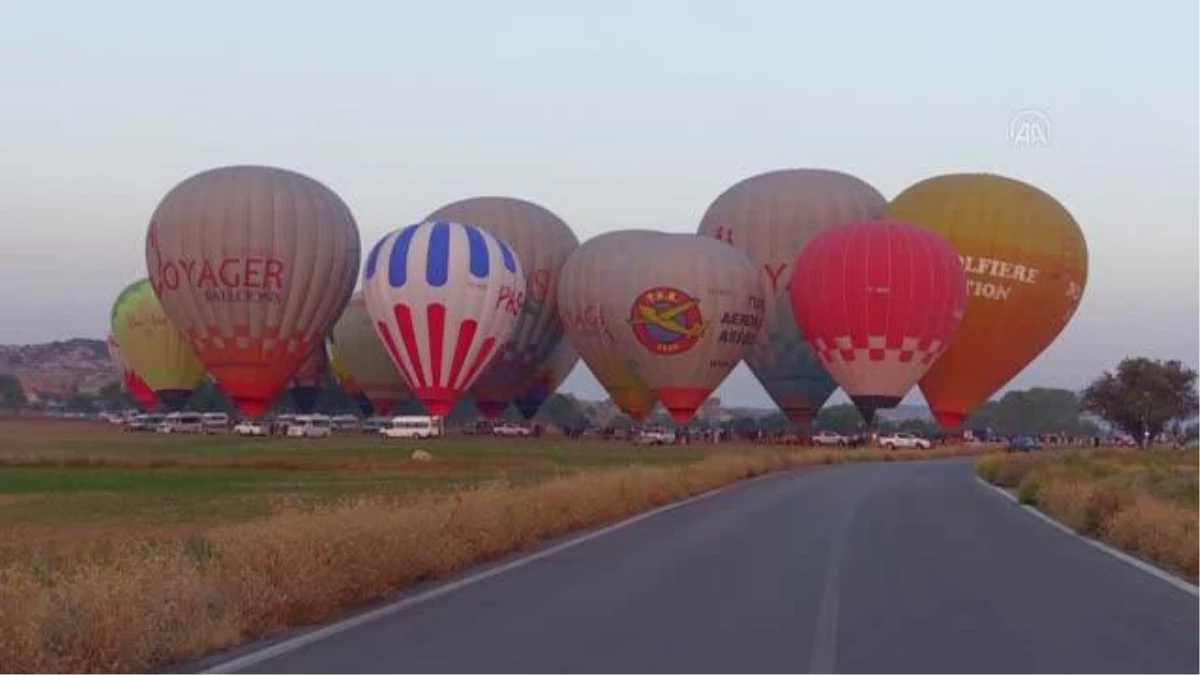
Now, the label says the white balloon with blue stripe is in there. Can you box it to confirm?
[362,220,526,416]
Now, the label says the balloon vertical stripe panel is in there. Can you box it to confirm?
[363,221,525,416]
[789,219,967,423]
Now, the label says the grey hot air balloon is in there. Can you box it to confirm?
[145,165,361,419]
[697,169,887,430]
[426,197,579,420]
[596,233,765,424]
[557,230,667,421]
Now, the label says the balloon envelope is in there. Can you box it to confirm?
[512,338,580,420]
[697,169,887,426]
[329,292,412,416]
[145,165,361,419]
[600,234,765,424]
[557,230,666,421]
[362,221,526,416]
[886,173,1088,427]
[110,279,206,411]
[426,197,579,419]
[106,333,158,412]
[788,219,968,424]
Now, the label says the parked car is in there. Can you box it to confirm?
[635,428,676,445]
[233,420,270,436]
[380,415,443,439]
[125,413,165,432]
[878,431,932,450]
[201,412,230,434]
[1006,435,1042,452]
[157,412,205,434]
[361,417,390,434]
[811,430,848,447]
[286,415,333,438]
[330,414,361,433]
[492,422,532,437]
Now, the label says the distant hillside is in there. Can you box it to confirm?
[0,338,117,397]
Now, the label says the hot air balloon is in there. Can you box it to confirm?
[426,197,579,419]
[511,338,580,420]
[697,169,887,429]
[886,173,1089,427]
[362,221,526,416]
[326,336,374,416]
[145,165,361,419]
[328,292,412,417]
[557,230,666,421]
[600,234,765,424]
[289,344,329,413]
[110,279,206,411]
[106,333,158,412]
[788,219,968,424]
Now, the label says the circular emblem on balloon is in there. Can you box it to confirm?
[629,286,708,356]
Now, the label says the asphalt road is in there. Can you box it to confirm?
[192,458,1199,674]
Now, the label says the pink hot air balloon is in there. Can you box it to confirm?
[362,221,526,416]
[787,218,968,423]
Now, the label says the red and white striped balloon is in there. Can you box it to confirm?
[362,221,526,416]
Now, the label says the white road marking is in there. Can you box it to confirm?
[198,470,788,674]
[974,476,1198,598]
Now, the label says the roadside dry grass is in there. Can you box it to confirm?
[977,449,1198,583]
[0,430,978,674]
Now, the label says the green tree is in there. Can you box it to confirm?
[0,374,28,413]
[535,394,589,430]
[1081,357,1200,446]
[815,404,868,434]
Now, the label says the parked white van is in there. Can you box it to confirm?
[157,412,205,434]
[201,412,230,433]
[381,416,443,439]
[286,414,333,438]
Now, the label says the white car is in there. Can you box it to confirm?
[811,430,848,447]
[233,420,269,436]
[491,422,532,437]
[157,412,205,434]
[635,428,676,445]
[286,415,333,438]
[878,432,932,450]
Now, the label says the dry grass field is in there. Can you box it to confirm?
[0,418,981,673]
[977,448,1199,583]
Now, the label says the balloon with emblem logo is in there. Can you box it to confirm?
[511,337,580,420]
[697,169,887,429]
[886,173,1089,427]
[600,234,765,424]
[145,165,361,419]
[426,197,579,419]
[110,279,206,411]
[557,230,666,421]
[788,219,968,424]
[288,343,329,413]
[328,292,412,416]
[362,221,526,416]
[106,332,158,412]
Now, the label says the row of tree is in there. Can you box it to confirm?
[2,357,1197,444]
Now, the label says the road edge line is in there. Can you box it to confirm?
[197,468,790,674]
[973,476,1198,598]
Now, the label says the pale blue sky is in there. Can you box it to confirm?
[1,0,1195,407]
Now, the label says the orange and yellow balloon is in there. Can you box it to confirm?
[886,173,1088,427]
